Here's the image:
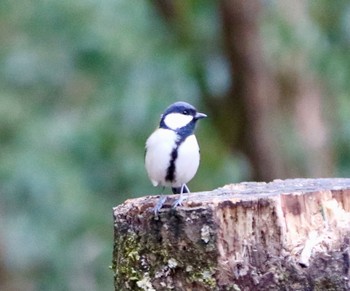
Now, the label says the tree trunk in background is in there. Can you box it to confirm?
[274,0,335,178]
[153,0,335,181]
[218,0,286,180]
[216,0,334,180]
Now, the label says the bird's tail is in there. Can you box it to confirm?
[172,184,189,194]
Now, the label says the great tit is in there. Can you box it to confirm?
[145,101,207,214]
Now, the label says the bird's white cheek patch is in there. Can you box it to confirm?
[164,113,193,130]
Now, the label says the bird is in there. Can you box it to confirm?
[145,101,207,214]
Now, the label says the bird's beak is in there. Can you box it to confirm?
[195,112,207,120]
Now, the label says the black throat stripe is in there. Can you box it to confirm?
[165,135,188,183]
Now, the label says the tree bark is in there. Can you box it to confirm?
[112,178,350,290]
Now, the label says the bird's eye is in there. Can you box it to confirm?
[183,110,189,115]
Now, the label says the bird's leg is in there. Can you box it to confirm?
[183,184,190,193]
[172,184,190,208]
[154,187,167,215]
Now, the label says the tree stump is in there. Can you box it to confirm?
[112,178,350,290]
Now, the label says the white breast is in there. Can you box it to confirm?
[145,130,201,188]
[172,134,200,187]
[145,128,177,187]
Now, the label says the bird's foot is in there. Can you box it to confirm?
[172,184,190,208]
[154,196,167,215]
[172,193,187,208]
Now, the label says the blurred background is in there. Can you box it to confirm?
[1,0,350,290]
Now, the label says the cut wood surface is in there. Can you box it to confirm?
[112,178,350,290]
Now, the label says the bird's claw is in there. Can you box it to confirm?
[154,196,167,215]
[172,194,187,208]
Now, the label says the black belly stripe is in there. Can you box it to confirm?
[165,147,178,182]
[165,135,188,183]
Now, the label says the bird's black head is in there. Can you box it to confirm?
[159,101,207,136]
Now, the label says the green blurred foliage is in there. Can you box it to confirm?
[0,1,235,290]
[0,0,349,290]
